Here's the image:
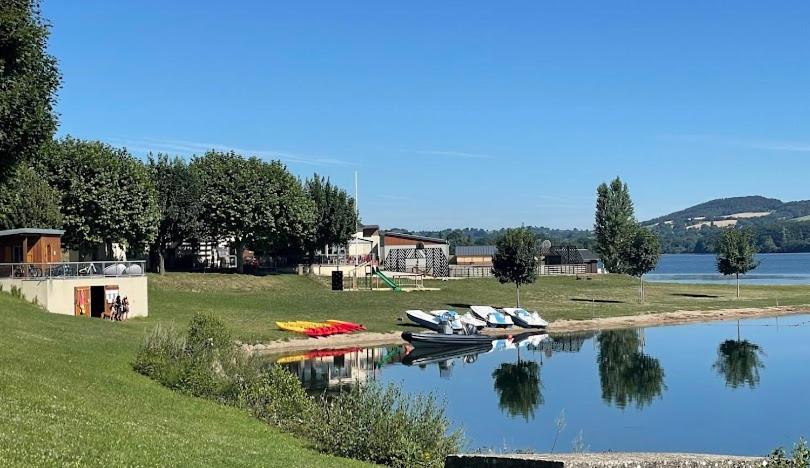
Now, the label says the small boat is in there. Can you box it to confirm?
[326,320,366,331]
[501,308,548,328]
[401,331,495,348]
[406,310,462,332]
[470,305,514,327]
[276,320,360,337]
[459,311,486,329]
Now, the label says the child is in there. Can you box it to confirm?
[121,297,130,321]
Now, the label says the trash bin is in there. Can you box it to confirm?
[331,271,344,291]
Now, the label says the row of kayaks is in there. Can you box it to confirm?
[276,320,366,337]
[406,305,548,331]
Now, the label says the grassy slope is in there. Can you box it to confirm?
[0,293,370,468]
[148,273,810,342]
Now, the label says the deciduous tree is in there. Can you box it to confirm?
[594,177,636,274]
[0,163,62,229]
[491,227,539,307]
[38,137,158,259]
[147,154,201,273]
[0,0,60,181]
[715,228,759,298]
[624,226,661,303]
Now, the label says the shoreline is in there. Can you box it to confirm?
[247,305,809,354]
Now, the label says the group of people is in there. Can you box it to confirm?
[110,296,130,321]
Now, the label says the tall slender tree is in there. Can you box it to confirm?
[624,226,662,303]
[0,0,61,181]
[491,227,539,307]
[716,228,759,298]
[304,174,358,261]
[594,177,636,274]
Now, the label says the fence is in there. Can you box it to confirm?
[448,264,590,278]
[0,261,147,280]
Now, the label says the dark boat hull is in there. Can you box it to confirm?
[401,331,495,348]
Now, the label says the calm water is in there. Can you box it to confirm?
[646,253,810,285]
[274,315,810,455]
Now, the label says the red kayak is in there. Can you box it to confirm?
[326,320,366,331]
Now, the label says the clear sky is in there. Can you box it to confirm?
[42,1,810,230]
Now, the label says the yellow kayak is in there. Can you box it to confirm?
[276,321,329,333]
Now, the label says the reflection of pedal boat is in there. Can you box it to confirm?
[402,343,493,366]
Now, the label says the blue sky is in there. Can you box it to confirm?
[43,1,810,230]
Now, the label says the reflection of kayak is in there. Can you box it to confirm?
[305,347,360,359]
[275,353,308,364]
[401,331,494,348]
[402,343,493,366]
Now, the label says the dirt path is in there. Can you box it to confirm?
[247,305,809,354]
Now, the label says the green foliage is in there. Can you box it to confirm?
[147,154,201,273]
[491,227,539,306]
[597,329,665,409]
[0,0,61,180]
[594,177,636,274]
[645,195,783,226]
[492,360,542,421]
[713,339,765,389]
[311,384,462,468]
[190,151,315,272]
[716,228,759,297]
[403,226,595,253]
[304,174,358,258]
[769,438,810,467]
[0,163,62,229]
[134,313,460,467]
[624,227,661,278]
[36,137,158,258]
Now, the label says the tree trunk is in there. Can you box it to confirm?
[736,273,740,298]
[235,239,244,274]
[639,275,644,304]
[516,284,520,308]
[158,250,166,275]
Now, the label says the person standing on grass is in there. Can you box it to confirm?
[122,297,130,320]
[114,296,122,320]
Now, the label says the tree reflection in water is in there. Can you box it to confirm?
[597,329,665,409]
[713,338,765,389]
[492,360,543,421]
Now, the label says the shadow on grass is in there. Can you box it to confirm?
[570,298,625,304]
[671,293,721,298]
[447,303,472,309]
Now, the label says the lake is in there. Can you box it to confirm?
[274,314,810,455]
[646,253,810,285]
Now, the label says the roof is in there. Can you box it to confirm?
[455,245,496,257]
[381,231,449,244]
[578,248,600,262]
[0,228,65,238]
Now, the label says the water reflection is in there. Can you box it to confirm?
[492,360,543,421]
[713,322,765,389]
[597,329,666,409]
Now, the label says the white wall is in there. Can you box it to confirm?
[0,276,149,317]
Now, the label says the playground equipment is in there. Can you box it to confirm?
[374,268,401,291]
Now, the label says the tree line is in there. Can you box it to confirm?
[0,2,357,273]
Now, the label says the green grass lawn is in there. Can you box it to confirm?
[148,273,810,342]
[0,292,371,467]
[2,272,809,466]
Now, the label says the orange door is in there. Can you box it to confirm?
[74,287,90,318]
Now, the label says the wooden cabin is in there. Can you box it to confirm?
[0,228,64,264]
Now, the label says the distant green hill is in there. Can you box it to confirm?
[644,196,810,228]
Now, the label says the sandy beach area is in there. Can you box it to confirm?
[247,305,809,354]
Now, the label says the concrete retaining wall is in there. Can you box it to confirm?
[445,453,766,468]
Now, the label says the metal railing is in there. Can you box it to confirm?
[0,261,146,280]
[448,264,591,278]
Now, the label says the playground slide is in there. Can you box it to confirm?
[374,269,401,291]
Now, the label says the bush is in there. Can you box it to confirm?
[769,438,810,467]
[310,383,463,468]
[134,315,463,467]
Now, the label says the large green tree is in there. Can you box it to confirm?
[304,174,357,261]
[0,163,62,230]
[594,177,636,274]
[624,226,662,303]
[38,137,158,259]
[191,151,314,272]
[147,154,201,274]
[715,228,759,298]
[0,0,60,180]
[491,227,539,307]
